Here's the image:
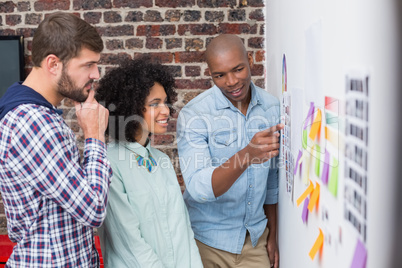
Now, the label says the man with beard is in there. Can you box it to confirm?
[0,12,112,267]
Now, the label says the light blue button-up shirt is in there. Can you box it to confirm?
[177,82,280,254]
[98,141,203,268]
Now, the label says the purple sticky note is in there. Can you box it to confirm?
[293,150,303,175]
[350,239,367,268]
[303,102,315,129]
[321,150,330,184]
[302,198,309,223]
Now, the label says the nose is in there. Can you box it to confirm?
[161,103,170,115]
[90,65,100,80]
[225,72,238,87]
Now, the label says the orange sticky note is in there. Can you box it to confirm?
[309,228,324,260]
[296,180,314,207]
[308,183,320,212]
[309,109,322,140]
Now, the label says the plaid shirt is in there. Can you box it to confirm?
[0,104,112,267]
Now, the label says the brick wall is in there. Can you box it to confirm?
[0,0,266,234]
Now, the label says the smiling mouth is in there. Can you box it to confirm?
[156,119,169,124]
[230,86,243,96]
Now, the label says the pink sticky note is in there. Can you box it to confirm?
[350,239,367,268]
[303,102,315,129]
[294,150,303,175]
[302,198,309,223]
[321,150,330,184]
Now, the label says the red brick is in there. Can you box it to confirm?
[6,14,21,26]
[104,11,122,23]
[134,52,174,64]
[144,10,163,22]
[151,134,175,146]
[146,38,163,49]
[174,51,204,63]
[166,65,182,77]
[165,10,181,22]
[73,0,112,10]
[165,38,182,49]
[126,38,144,49]
[175,79,211,90]
[248,37,264,48]
[34,0,69,11]
[137,25,175,37]
[106,39,124,50]
[16,28,35,37]
[251,64,264,76]
[167,119,177,132]
[255,50,265,62]
[0,1,15,13]
[100,53,132,65]
[183,10,201,22]
[25,13,42,25]
[156,0,195,8]
[198,0,236,8]
[17,2,30,12]
[97,25,134,37]
[113,0,152,8]
[249,9,264,21]
[125,11,143,22]
[178,24,217,36]
[180,91,203,105]
[218,23,257,34]
[185,38,203,51]
[254,78,265,89]
[83,12,102,24]
[185,66,201,77]
[205,11,224,22]
[243,0,264,7]
[228,9,246,21]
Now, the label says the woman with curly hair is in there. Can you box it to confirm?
[96,57,203,268]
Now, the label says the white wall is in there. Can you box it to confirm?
[265,0,401,267]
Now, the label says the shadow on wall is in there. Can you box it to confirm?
[392,0,402,266]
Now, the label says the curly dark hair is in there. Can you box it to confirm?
[96,57,177,142]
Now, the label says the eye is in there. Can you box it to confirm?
[149,103,158,107]
[236,67,244,72]
[214,74,223,79]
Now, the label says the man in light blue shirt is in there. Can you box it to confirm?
[177,34,283,268]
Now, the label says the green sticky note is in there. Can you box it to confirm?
[302,129,307,149]
[315,145,321,177]
[328,157,339,197]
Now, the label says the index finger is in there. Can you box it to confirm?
[261,123,284,136]
[83,89,96,104]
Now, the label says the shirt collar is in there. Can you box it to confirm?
[122,141,152,158]
[213,81,263,111]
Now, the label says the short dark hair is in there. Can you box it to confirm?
[96,57,177,142]
[32,12,103,67]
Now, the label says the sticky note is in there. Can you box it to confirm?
[297,180,314,206]
[309,228,324,260]
[294,150,303,175]
[303,102,315,129]
[328,157,339,197]
[321,150,330,184]
[325,96,339,114]
[315,145,321,177]
[308,183,320,212]
[309,109,322,140]
[350,239,367,268]
[302,198,309,223]
[303,129,308,149]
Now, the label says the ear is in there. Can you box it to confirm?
[44,54,62,75]
[247,52,254,68]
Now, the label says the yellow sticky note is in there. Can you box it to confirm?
[328,158,339,197]
[309,109,322,140]
[309,228,324,260]
[308,183,320,212]
[296,180,314,207]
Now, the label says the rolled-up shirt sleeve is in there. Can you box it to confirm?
[177,107,217,203]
